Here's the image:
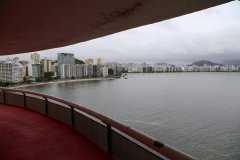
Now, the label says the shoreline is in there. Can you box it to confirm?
[10,77,117,89]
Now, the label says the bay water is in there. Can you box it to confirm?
[22,73,240,160]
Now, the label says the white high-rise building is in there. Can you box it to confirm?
[102,66,108,77]
[57,53,75,65]
[96,58,102,65]
[51,63,58,77]
[31,53,40,64]
[41,57,53,77]
[60,64,65,79]
[27,63,41,78]
[84,64,93,77]
[60,64,75,79]
[41,57,52,72]
[12,63,25,83]
[57,53,75,76]
[75,64,84,78]
[0,60,24,83]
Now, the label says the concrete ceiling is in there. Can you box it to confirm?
[0,0,231,55]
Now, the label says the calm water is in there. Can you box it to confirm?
[22,73,240,160]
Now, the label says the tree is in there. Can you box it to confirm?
[75,58,85,64]
[108,68,114,76]
[44,72,54,80]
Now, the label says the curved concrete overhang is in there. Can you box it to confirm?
[0,0,231,55]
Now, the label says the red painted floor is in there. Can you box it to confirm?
[0,104,113,160]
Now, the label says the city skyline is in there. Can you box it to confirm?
[0,1,239,64]
[1,53,239,66]
[0,52,239,85]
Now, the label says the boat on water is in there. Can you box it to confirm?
[122,73,128,79]
[0,0,231,159]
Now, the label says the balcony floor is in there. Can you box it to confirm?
[0,104,113,160]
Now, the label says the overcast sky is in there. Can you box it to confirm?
[1,1,240,64]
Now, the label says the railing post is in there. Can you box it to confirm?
[107,125,112,155]
[23,93,27,108]
[44,97,48,115]
[2,90,5,104]
[71,107,75,127]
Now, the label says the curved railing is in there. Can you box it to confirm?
[0,87,195,160]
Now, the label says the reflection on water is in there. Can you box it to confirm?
[22,73,240,160]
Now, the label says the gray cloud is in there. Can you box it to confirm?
[1,1,240,64]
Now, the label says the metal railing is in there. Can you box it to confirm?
[0,87,195,160]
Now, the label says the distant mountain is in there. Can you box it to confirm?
[190,60,221,66]
[221,60,240,66]
[75,58,85,64]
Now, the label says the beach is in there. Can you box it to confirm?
[10,77,117,89]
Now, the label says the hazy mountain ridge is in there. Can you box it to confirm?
[190,60,221,66]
